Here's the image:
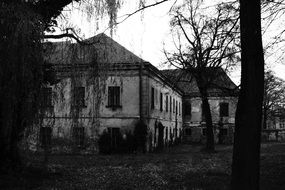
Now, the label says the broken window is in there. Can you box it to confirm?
[73,127,85,147]
[74,87,86,108]
[220,102,229,117]
[40,127,52,147]
[40,87,52,108]
[108,86,121,108]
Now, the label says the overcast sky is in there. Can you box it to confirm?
[57,0,285,84]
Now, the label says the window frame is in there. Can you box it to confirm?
[107,86,121,109]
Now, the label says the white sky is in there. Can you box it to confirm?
[57,0,285,85]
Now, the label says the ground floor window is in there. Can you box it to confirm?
[40,127,52,147]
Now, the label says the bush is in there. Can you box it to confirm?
[98,130,136,154]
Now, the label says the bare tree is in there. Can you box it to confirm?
[263,70,285,129]
[164,0,239,151]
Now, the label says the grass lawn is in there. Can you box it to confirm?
[1,143,285,190]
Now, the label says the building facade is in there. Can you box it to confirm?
[161,69,238,144]
[38,34,183,152]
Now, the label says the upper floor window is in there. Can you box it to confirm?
[40,87,52,108]
[108,86,121,108]
[170,96,172,113]
[74,87,86,108]
[165,95,168,112]
[280,118,285,128]
[151,87,155,109]
[160,92,163,111]
[173,98,175,113]
[220,102,229,117]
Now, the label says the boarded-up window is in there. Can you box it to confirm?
[220,102,229,117]
[151,87,155,109]
[40,127,52,147]
[165,96,168,112]
[73,127,85,147]
[40,87,52,107]
[160,92,163,111]
[74,87,85,107]
[108,86,121,107]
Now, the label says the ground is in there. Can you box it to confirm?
[1,143,285,190]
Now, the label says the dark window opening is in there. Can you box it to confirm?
[108,127,121,148]
[151,87,154,109]
[220,102,229,117]
[73,127,85,147]
[160,92,163,111]
[166,96,168,112]
[173,98,175,113]
[74,87,86,108]
[170,97,172,113]
[40,127,52,147]
[108,86,121,108]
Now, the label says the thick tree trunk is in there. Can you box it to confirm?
[198,84,215,151]
[231,1,264,190]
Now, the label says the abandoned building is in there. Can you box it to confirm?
[39,33,183,152]
[37,33,238,152]
[161,69,239,144]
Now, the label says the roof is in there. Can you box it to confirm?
[43,33,145,65]
[160,68,238,97]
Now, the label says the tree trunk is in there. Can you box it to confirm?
[231,1,264,190]
[198,84,215,151]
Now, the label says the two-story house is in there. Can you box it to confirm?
[39,33,183,152]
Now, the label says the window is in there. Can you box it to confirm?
[165,95,168,112]
[173,98,175,113]
[160,92,163,111]
[185,102,191,116]
[73,127,85,147]
[151,87,154,109]
[108,127,121,148]
[74,87,85,107]
[40,127,52,147]
[40,87,52,107]
[280,118,285,129]
[170,96,172,113]
[220,102,229,117]
[179,102,181,115]
[185,128,192,136]
[108,86,121,108]
[176,100,178,114]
